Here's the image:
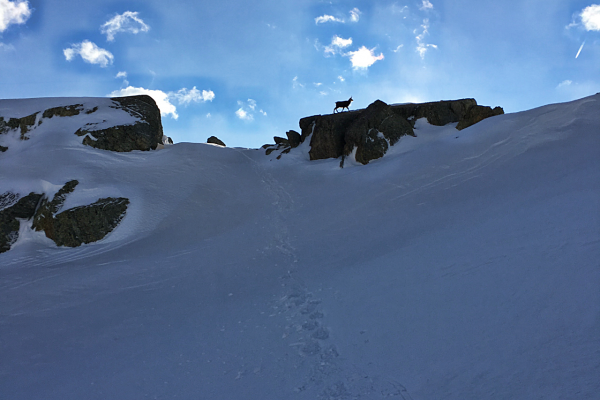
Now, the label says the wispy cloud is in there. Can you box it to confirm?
[235,99,265,121]
[349,8,361,22]
[0,0,31,33]
[171,87,215,105]
[101,11,149,42]
[292,76,304,89]
[419,0,434,11]
[315,14,343,24]
[109,86,178,119]
[557,80,572,88]
[116,71,127,79]
[315,8,361,24]
[415,19,437,59]
[581,5,600,31]
[347,46,384,70]
[63,40,114,67]
[324,35,353,55]
[0,42,16,51]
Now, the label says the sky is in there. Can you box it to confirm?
[1,0,599,148]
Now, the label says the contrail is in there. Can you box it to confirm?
[576,41,585,59]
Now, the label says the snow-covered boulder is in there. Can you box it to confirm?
[0,95,164,153]
[75,95,164,152]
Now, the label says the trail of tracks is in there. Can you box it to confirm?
[244,151,412,399]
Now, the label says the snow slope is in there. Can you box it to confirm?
[0,94,599,399]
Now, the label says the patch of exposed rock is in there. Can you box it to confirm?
[262,130,304,158]
[75,95,164,152]
[0,192,43,253]
[0,112,39,140]
[31,180,129,247]
[207,136,226,146]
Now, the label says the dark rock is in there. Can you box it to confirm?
[162,135,174,145]
[265,147,277,155]
[0,145,7,152]
[344,100,414,165]
[42,104,83,119]
[274,136,289,146]
[75,95,164,152]
[391,99,478,127]
[300,111,361,161]
[32,180,79,236]
[0,112,39,139]
[456,105,504,130]
[207,136,226,147]
[297,98,502,165]
[50,197,129,247]
[32,180,129,247]
[0,192,43,253]
[286,130,302,148]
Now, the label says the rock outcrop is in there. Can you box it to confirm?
[0,112,39,140]
[1,95,165,153]
[32,180,129,247]
[0,192,43,253]
[294,98,504,165]
[75,95,164,152]
[207,136,226,147]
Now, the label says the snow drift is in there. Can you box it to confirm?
[0,94,598,399]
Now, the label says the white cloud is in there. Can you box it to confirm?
[259,109,267,116]
[347,46,384,70]
[0,0,31,33]
[109,86,178,119]
[101,11,149,42]
[315,14,343,24]
[392,44,404,53]
[419,0,434,11]
[63,40,114,67]
[116,71,127,79]
[415,19,437,59]
[247,98,257,110]
[324,35,353,55]
[170,87,215,105]
[557,80,572,88]
[349,8,361,22]
[338,75,345,82]
[235,108,252,121]
[581,5,600,31]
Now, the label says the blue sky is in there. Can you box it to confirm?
[1,0,599,148]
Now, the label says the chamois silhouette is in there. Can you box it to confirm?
[334,97,353,113]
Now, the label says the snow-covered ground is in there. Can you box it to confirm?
[1,95,599,399]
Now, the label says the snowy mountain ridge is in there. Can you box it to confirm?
[0,94,598,399]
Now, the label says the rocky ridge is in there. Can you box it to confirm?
[264,98,504,165]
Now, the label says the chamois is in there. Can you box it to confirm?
[334,97,353,113]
